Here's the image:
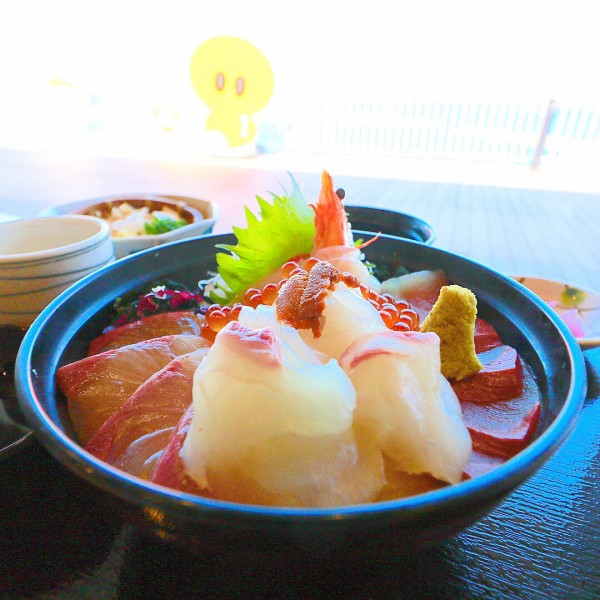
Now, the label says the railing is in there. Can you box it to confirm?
[258,99,600,168]
[543,103,600,167]
[2,86,597,170]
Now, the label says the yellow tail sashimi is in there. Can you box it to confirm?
[57,334,209,445]
[86,347,209,478]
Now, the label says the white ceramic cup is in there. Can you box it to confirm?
[0,215,115,327]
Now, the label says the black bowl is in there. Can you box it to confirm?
[346,205,435,244]
[15,233,585,559]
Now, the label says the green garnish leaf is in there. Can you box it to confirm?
[210,175,315,304]
[144,215,187,235]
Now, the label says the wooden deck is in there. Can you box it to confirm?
[0,148,598,293]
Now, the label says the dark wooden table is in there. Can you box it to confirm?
[0,149,598,599]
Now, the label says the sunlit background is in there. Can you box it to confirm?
[1,0,598,189]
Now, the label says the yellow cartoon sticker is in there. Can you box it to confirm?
[190,36,274,149]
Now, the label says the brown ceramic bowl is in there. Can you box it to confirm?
[40,194,218,259]
[79,196,204,226]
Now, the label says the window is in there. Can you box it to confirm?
[1,1,598,170]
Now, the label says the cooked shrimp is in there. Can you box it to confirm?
[241,171,378,296]
[310,171,380,290]
[311,171,353,251]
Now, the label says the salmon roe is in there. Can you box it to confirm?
[200,261,420,342]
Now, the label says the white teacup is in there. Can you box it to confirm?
[0,215,115,328]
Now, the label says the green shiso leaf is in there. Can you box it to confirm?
[209,175,315,304]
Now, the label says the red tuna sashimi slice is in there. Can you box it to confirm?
[151,404,204,495]
[88,311,205,355]
[381,269,449,320]
[86,347,209,478]
[451,345,524,404]
[460,364,541,458]
[57,334,209,445]
[474,318,502,353]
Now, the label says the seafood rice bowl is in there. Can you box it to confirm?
[16,171,585,557]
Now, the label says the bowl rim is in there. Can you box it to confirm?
[39,193,218,221]
[38,194,219,246]
[345,204,437,245]
[15,233,587,521]
[77,196,201,230]
[0,215,110,263]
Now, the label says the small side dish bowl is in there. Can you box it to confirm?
[346,205,436,245]
[512,275,600,349]
[40,194,219,259]
[0,215,114,328]
[14,233,586,559]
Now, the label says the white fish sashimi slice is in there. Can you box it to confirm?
[298,288,387,359]
[339,330,472,484]
[204,428,385,508]
[203,322,356,439]
[240,271,385,362]
[238,304,329,367]
[181,320,385,506]
[313,245,381,292]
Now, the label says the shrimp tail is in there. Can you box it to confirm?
[311,170,353,251]
[356,232,381,249]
